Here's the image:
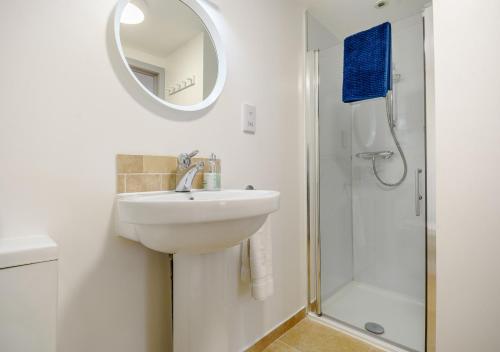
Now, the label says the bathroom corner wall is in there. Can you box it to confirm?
[434,1,500,351]
[0,1,307,351]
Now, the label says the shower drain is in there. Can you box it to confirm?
[365,322,385,335]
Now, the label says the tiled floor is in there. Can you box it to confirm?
[263,319,382,352]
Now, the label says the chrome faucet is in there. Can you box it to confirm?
[176,150,205,192]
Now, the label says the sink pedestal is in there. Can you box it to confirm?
[173,253,233,352]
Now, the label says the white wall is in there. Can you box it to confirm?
[164,32,205,105]
[0,1,307,352]
[433,1,500,351]
[306,12,339,51]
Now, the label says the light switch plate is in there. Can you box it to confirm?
[242,104,256,133]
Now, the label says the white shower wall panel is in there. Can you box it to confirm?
[351,15,426,301]
[318,45,354,298]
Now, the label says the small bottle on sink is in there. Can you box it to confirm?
[203,153,221,191]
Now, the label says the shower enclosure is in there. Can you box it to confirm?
[306,10,431,352]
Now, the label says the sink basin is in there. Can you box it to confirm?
[116,190,280,254]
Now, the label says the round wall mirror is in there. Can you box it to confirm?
[114,0,226,112]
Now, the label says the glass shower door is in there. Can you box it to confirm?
[316,15,427,352]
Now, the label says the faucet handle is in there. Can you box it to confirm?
[187,150,199,158]
[178,150,199,169]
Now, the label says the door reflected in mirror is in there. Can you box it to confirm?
[118,0,218,107]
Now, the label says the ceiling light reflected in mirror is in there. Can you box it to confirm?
[120,3,145,25]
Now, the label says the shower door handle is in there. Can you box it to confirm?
[415,169,423,216]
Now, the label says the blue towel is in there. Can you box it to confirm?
[342,22,392,103]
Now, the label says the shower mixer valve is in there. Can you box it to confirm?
[355,151,394,160]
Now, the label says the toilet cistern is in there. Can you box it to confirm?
[0,235,58,352]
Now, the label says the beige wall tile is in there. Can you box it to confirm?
[117,154,219,193]
[117,175,126,193]
[117,155,143,173]
[161,174,177,191]
[143,155,177,174]
[126,175,161,193]
[193,174,204,189]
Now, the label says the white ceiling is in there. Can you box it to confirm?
[120,0,429,58]
[302,0,429,39]
[120,0,207,58]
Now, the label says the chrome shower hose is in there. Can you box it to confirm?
[372,91,407,187]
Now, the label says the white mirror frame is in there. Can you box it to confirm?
[113,0,227,112]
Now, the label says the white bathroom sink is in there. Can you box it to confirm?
[116,190,280,254]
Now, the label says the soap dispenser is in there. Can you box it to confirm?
[203,153,221,191]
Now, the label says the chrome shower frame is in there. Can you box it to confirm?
[304,11,434,352]
[305,49,321,315]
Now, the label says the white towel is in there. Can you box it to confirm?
[240,220,274,301]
